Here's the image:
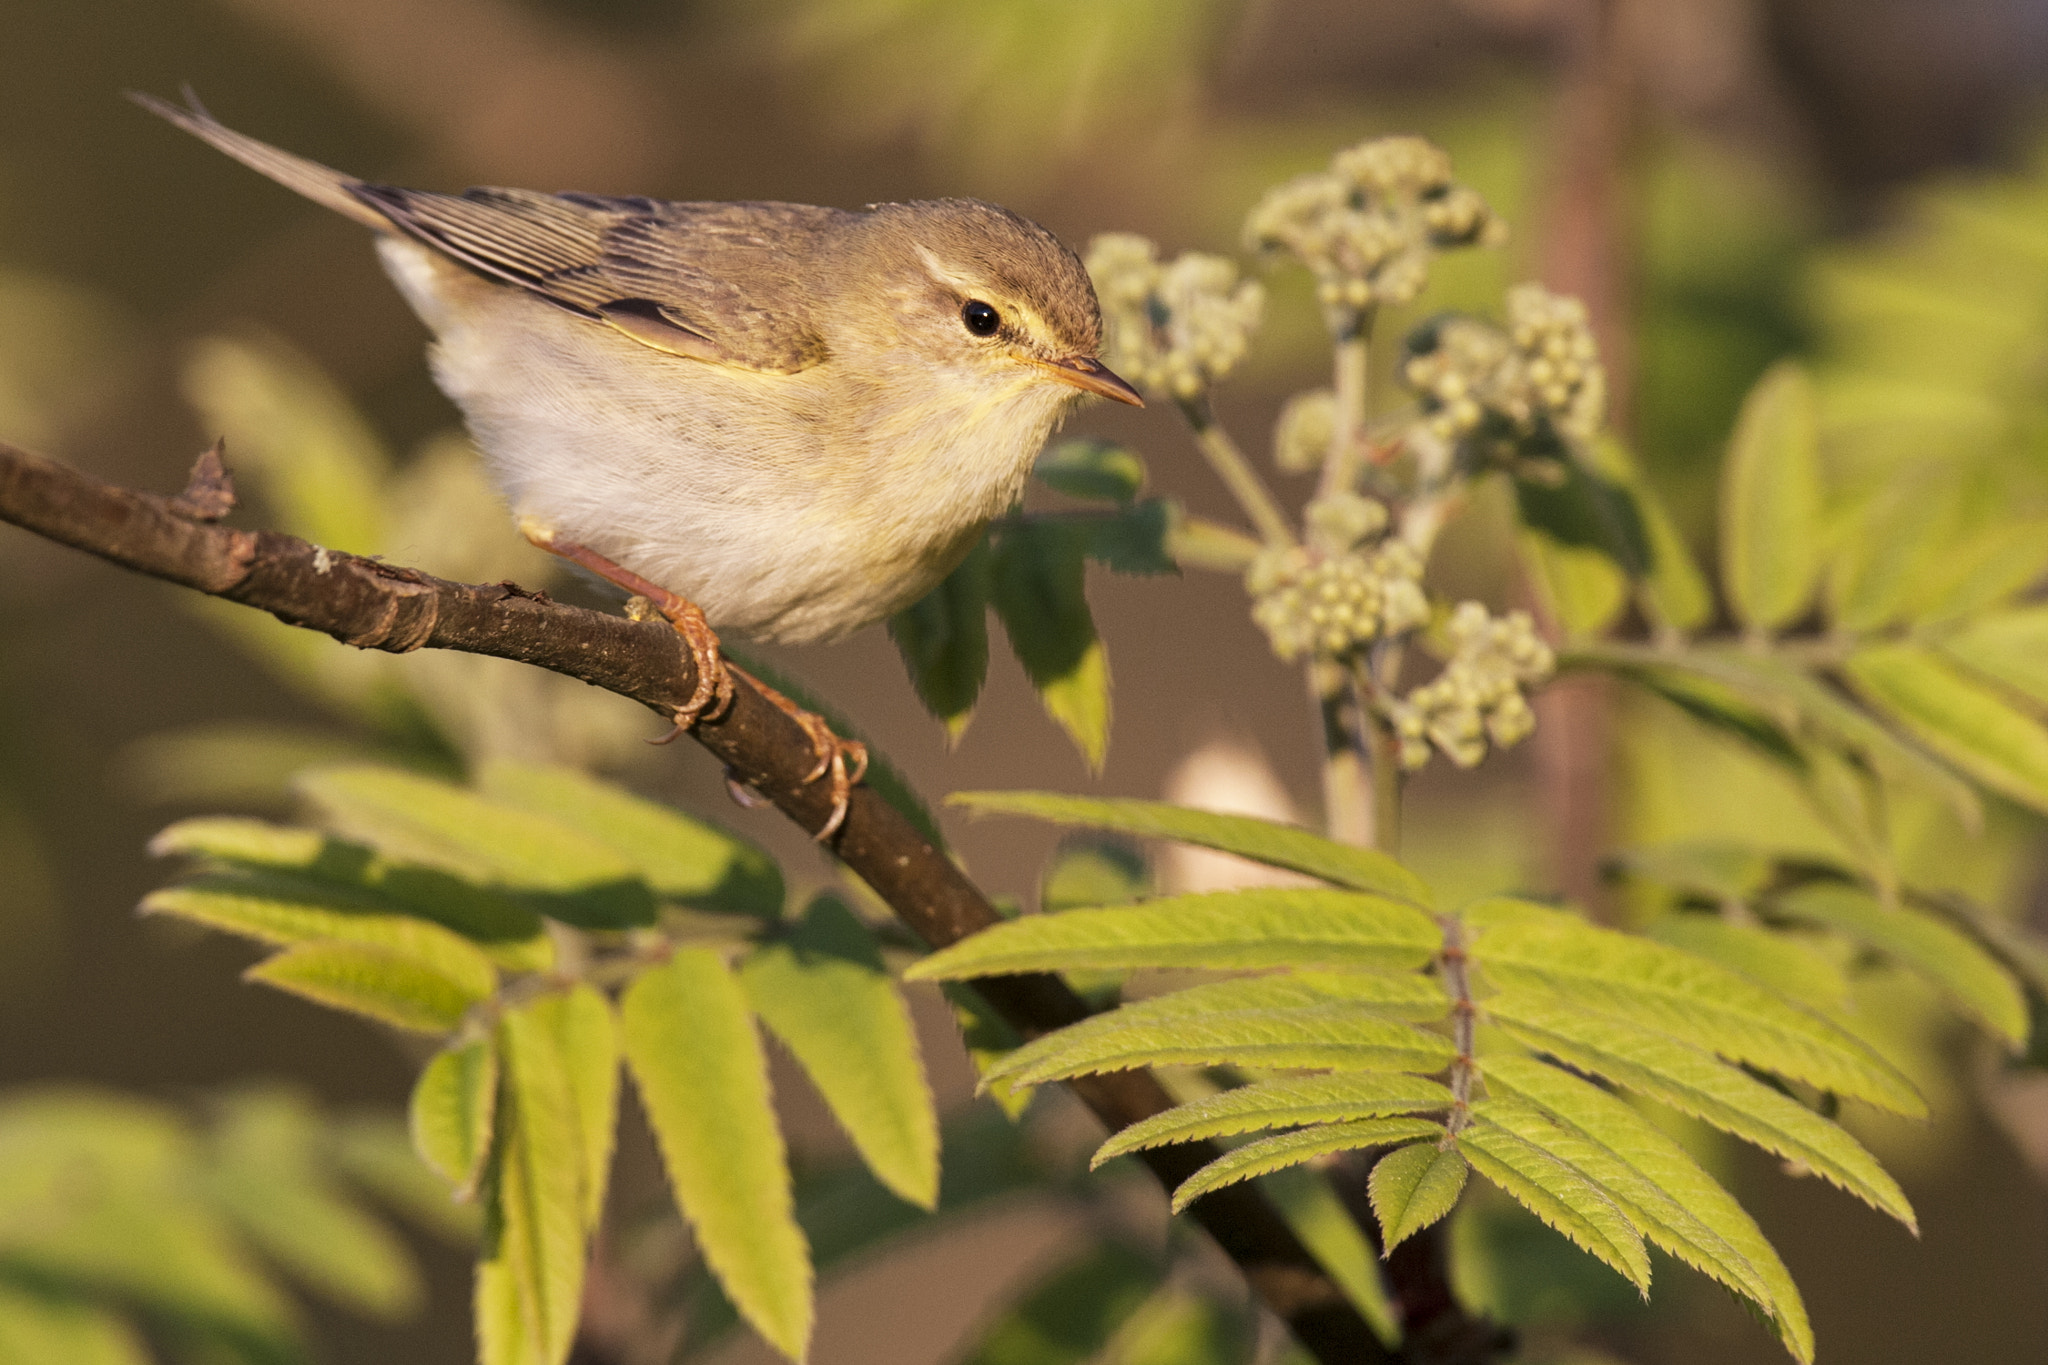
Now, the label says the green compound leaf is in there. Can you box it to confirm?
[477,762,783,918]
[1939,605,2048,709]
[1368,1141,1468,1251]
[948,791,1430,904]
[411,1037,497,1199]
[1081,500,1179,576]
[1171,1119,1445,1212]
[622,950,810,1362]
[0,1284,148,1365]
[907,889,1441,980]
[1256,1163,1400,1346]
[1095,1072,1456,1167]
[1772,882,2028,1049]
[245,940,488,1034]
[1648,915,1850,1013]
[143,866,512,993]
[481,1001,588,1365]
[528,985,619,1232]
[889,536,991,741]
[983,986,1456,1090]
[1041,837,1148,912]
[740,894,939,1211]
[150,817,552,971]
[956,1239,1164,1365]
[1485,992,1914,1229]
[1036,438,1146,504]
[1479,1056,1811,1362]
[204,1087,422,1320]
[1465,899,1923,1116]
[298,766,657,929]
[1843,643,2048,816]
[1721,361,1823,631]
[1455,1120,1651,1296]
[990,519,1111,771]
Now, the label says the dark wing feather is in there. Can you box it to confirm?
[350,183,838,373]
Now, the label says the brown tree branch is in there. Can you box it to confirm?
[0,436,1454,1364]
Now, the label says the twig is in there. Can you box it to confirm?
[1175,396,1294,547]
[0,436,1398,1365]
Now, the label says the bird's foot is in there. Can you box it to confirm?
[520,519,733,730]
[728,665,869,842]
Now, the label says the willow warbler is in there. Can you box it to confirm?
[140,92,1139,832]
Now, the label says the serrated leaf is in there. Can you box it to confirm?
[484,1002,587,1365]
[1595,435,1713,631]
[1466,899,1923,1115]
[1368,1141,1468,1250]
[621,950,810,1361]
[144,867,513,991]
[1171,1119,1444,1211]
[1939,606,2048,709]
[1059,972,1450,1031]
[1772,882,2028,1048]
[889,537,990,739]
[527,985,619,1230]
[411,1038,498,1198]
[1609,841,1774,905]
[1518,530,1628,637]
[477,762,782,917]
[1042,838,1148,912]
[943,983,1035,1120]
[1484,992,1914,1228]
[150,818,552,971]
[984,982,1456,1088]
[1843,643,2048,815]
[948,792,1430,904]
[740,894,939,1210]
[990,520,1111,769]
[908,888,1440,981]
[205,1087,422,1319]
[1479,1055,1811,1362]
[1255,1164,1400,1345]
[1096,1073,1456,1166]
[297,766,657,929]
[1647,916,1850,1013]
[0,1285,148,1365]
[1455,1120,1651,1294]
[1082,500,1178,576]
[245,940,487,1033]
[1036,438,1146,504]
[957,1240,1163,1365]
[1721,362,1822,631]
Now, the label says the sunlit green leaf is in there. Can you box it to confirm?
[1466,898,1922,1115]
[956,1240,1162,1365]
[411,1038,497,1199]
[1479,1055,1811,1361]
[1171,1119,1444,1211]
[1168,514,1261,572]
[943,983,1035,1120]
[1772,883,2028,1048]
[1721,362,1822,631]
[0,1285,148,1365]
[1110,1289,1253,1365]
[1939,606,2048,709]
[1255,1163,1400,1345]
[1608,841,1774,905]
[1036,438,1146,504]
[1095,1072,1456,1166]
[1519,531,1628,637]
[1844,643,2048,815]
[1484,992,1913,1228]
[477,762,782,917]
[740,894,938,1210]
[334,1113,484,1246]
[1646,916,1850,1013]
[909,888,1440,980]
[245,941,486,1034]
[889,538,990,740]
[1368,1140,1468,1251]
[1455,1120,1650,1294]
[948,792,1430,903]
[621,950,810,1361]
[484,1002,587,1365]
[528,986,619,1231]
[990,520,1112,769]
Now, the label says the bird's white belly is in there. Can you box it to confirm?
[381,239,1066,643]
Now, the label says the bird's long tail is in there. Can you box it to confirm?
[129,89,392,233]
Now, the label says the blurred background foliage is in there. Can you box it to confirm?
[6,1,2048,1362]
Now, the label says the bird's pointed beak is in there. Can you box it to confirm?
[1038,356,1145,407]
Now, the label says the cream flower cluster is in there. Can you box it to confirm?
[1391,603,1554,769]
[1247,493,1425,662]
[1243,136,1505,314]
[1401,284,1606,445]
[1085,234,1265,400]
[1272,388,1335,473]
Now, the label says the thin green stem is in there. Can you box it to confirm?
[1365,712,1403,857]
[1179,397,1294,546]
[1318,309,1374,501]
[1310,662,1375,847]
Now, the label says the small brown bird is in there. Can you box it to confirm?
[139,92,1140,835]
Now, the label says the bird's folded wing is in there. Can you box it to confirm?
[352,183,837,374]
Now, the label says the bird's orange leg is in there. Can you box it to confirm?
[520,520,732,729]
[725,665,869,841]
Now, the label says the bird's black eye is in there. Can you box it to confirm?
[961,300,1001,336]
